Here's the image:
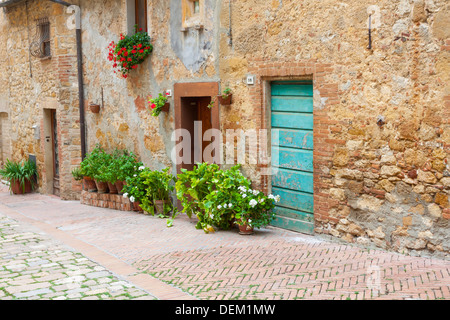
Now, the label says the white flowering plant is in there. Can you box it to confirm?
[176,163,251,233]
[234,186,279,229]
[122,165,149,205]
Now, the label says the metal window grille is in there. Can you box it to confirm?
[30,18,51,59]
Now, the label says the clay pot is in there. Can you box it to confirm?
[10,179,32,195]
[107,182,118,194]
[161,102,170,112]
[132,201,144,213]
[115,180,125,195]
[218,94,232,106]
[238,223,254,235]
[95,180,109,194]
[83,176,97,192]
[154,200,170,216]
[89,104,100,113]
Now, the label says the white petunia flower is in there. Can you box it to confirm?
[129,196,135,203]
[123,193,128,198]
[217,205,222,210]
[259,198,264,203]
[268,194,275,200]
[253,190,260,196]
[275,195,280,203]
[242,194,247,198]
[228,203,233,208]
[249,199,258,207]
[133,174,137,177]
[138,166,145,171]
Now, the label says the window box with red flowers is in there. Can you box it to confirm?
[108,26,153,79]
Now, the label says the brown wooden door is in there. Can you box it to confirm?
[50,110,60,196]
[178,96,213,171]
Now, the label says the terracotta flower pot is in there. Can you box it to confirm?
[115,180,125,195]
[154,200,170,216]
[83,176,97,192]
[238,223,254,235]
[132,201,144,213]
[218,94,232,106]
[89,104,100,113]
[107,182,118,194]
[10,179,32,195]
[160,102,170,112]
[95,180,109,194]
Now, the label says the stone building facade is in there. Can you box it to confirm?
[0,0,449,258]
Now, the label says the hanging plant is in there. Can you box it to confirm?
[107,26,153,79]
[148,92,170,117]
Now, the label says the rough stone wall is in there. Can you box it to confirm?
[0,0,82,200]
[1,0,447,257]
[78,0,449,258]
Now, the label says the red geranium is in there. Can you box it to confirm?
[107,26,153,79]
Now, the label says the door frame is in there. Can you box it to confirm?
[174,82,220,175]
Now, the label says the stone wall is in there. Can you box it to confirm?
[1,0,448,257]
[0,0,82,200]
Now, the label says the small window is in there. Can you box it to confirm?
[30,18,51,59]
[127,0,147,33]
[182,0,204,30]
[135,0,147,32]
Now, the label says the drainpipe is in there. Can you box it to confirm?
[49,0,87,160]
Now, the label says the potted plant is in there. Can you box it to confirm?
[234,187,279,235]
[71,167,83,182]
[89,103,101,114]
[122,165,148,212]
[79,145,106,193]
[141,167,175,217]
[148,92,170,117]
[175,163,250,233]
[101,150,121,194]
[115,151,141,195]
[93,151,113,194]
[0,159,38,195]
[217,87,232,106]
[108,26,153,79]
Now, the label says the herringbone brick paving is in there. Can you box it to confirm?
[0,187,449,300]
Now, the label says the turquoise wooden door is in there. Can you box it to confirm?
[270,81,314,234]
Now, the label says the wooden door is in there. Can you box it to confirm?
[270,81,314,234]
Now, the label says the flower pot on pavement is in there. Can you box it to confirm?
[132,201,144,213]
[10,179,32,195]
[154,200,170,216]
[238,223,254,235]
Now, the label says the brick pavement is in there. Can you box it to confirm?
[0,185,449,300]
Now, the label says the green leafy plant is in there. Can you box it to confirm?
[79,144,105,178]
[93,152,113,183]
[116,151,142,182]
[222,87,231,98]
[148,92,169,117]
[108,25,153,79]
[71,167,83,181]
[175,163,251,233]
[140,167,176,217]
[200,165,251,231]
[0,159,38,193]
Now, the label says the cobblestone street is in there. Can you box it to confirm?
[0,185,449,300]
